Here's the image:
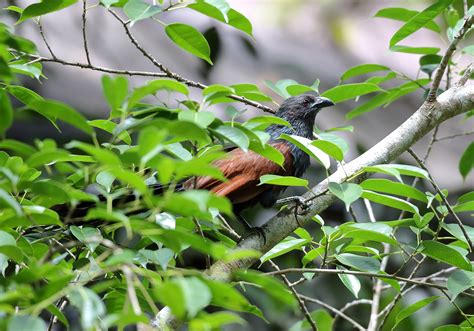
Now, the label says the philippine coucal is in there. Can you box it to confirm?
[182,94,334,214]
[55,94,334,229]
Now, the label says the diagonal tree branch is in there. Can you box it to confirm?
[154,83,474,329]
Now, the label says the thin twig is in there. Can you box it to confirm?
[365,199,390,331]
[268,260,317,331]
[435,130,474,142]
[35,55,168,77]
[333,299,372,328]
[407,148,473,251]
[299,295,369,331]
[82,0,92,65]
[456,63,473,87]
[265,268,448,291]
[440,288,474,327]
[427,16,474,102]
[123,265,142,315]
[399,125,438,220]
[107,9,275,113]
[38,19,56,59]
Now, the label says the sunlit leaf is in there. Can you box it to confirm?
[165,23,212,64]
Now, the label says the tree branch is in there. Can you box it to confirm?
[107,9,275,114]
[153,84,474,329]
[427,15,473,101]
[407,148,473,251]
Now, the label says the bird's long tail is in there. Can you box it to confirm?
[52,182,185,220]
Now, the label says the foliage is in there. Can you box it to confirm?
[0,0,473,330]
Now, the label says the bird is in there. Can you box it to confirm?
[181,94,334,222]
[56,94,334,234]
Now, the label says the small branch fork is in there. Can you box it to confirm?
[407,148,473,251]
[427,15,473,102]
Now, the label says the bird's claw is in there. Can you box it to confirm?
[276,196,311,211]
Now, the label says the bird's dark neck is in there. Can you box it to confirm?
[266,113,317,140]
[265,114,317,177]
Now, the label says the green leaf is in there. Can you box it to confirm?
[462,45,474,55]
[249,141,285,167]
[336,253,380,273]
[364,164,429,182]
[0,90,13,135]
[6,85,44,105]
[235,270,296,306]
[444,224,474,248]
[337,267,361,298]
[231,84,272,102]
[18,0,78,23]
[8,315,47,331]
[0,230,22,262]
[206,281,265,320]
[414,212,435,229]
[128,79,188,109]
[390,45,440,54]
[227,9,253,36]
[165,23,212,64]
[70,226,102,252]
[88,119,131,144]
[245,115,290,128]
[260,238,309,262]
[393,296,440,330]
[447,270,474,300]
[362,190,419,214]
[286,84,317,96]
[176,277,212,318]
[321,83,382,103]
[374,7,440,32]
[420,241,472,271]
[65,141,121,165]
[328,182,362,211]
[459,143,474,179]
[214,125,249,151]
[0,188,23,215]
[178,111,215,128]
[259,175,308,187]
[297,309,334,331]
[458,191,474,204]
[360,178,427,203]
[96,171,115,193]
[389,0,453,47]
[124,0,162,25]
[265,79,299,99]
[68,287,106,330]
[101,75,128,111]
[188,3,252,36]
[453,201,474,213]
[340,64,390,82]
[346,79,431,120]
[29,100,92,135]
[279,134,330,169]
[311,139,344,161]
[420,54,443,75]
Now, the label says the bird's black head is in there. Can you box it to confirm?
[276,94,334,122]
[274,94,334,138]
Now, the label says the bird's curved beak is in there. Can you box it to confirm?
[312,97,335,109]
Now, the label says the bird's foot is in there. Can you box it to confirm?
[276,196,311,211]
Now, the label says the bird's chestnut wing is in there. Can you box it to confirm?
[184,143,294,205]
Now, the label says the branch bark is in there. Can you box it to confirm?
[154,84,474,329]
